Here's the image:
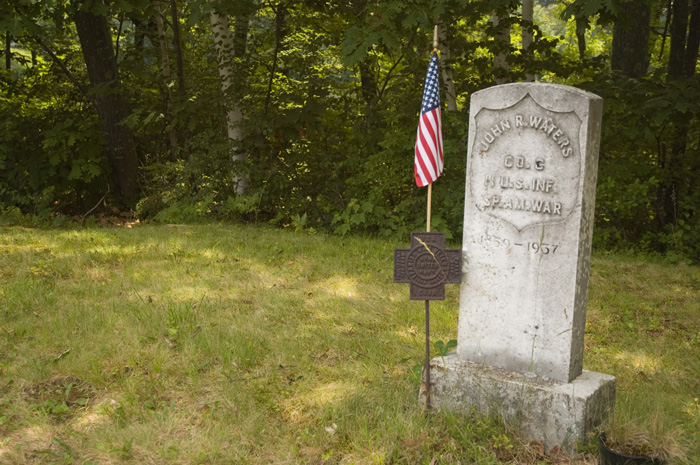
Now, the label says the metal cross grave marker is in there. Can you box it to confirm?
[394,232,461,300]
[394,231,461,410]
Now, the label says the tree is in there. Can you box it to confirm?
[4,32,10,70]
[438,24,458,110]
[658,0,700,233]
[611,0,651,77]
[154,0,178,157]
[522,0,534,81]
[493,8,511,84]
[209,0,251,194]
[169,0,186,101]
[73,4,141,206]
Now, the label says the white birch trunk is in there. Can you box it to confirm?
[438,24,458,112]
[210,9,247,193]
[493,11,511,84]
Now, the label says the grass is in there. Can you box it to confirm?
[0,224,698,464]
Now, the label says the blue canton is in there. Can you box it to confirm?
[421,53,440,114]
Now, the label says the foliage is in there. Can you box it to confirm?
[1,0,699,260]
[580,72,700,261]
[1,62,107,217]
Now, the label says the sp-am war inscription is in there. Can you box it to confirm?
[469,93,582,231]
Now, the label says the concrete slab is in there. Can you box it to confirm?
[425,353,616,452]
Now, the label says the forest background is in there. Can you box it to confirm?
[1,0,699,262]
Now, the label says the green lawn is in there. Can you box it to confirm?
[0,224,698,464]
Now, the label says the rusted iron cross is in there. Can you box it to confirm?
[394,232,461,300]
[394,232,461,410]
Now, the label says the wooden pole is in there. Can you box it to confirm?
[423,24,440,412]
[426,24,438,233]
[426,184,432,232]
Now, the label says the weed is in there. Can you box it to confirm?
[434,339,457,366]
[109,438,134,459]
[144,399,176,419]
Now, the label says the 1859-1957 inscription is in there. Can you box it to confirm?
[469,94,582,231]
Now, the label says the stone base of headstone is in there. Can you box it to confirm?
[423,353,615,452]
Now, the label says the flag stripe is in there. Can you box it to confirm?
[415,138,434,184]
[418,117,438,174]
[422,111,439,165]
[414,51,443,187]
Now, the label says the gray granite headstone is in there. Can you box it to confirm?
[427,83,615,451]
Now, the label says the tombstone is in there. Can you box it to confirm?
[427,83,616,451]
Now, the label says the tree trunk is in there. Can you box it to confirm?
[684,0,700,76]
[668,0,689,79]
[438,24,458,111]
[210,7,247,194]
[73,7,140,207]
[611,1,651,77]
[576,16,587,60]
[349,0,378,105]
[522,0,535,81]
[170,0,186,100]
[154,0,178,159]
[686,0,700,236]
[658,0,699,234]
[493,10,510,84]
[358,57,378,105]
[233,15,249,57]
[659,0,673,59]
[264,4,287,114]
[5,32,10,70]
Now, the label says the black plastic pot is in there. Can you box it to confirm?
[598,433,665,465]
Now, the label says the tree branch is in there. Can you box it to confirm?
[375,34,415,105]
[115,14,124,61]
[375,52,406,104]
[31,36,88,95]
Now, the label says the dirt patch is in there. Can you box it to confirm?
[23,376,96,423]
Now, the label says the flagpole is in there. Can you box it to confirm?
[423,24,440,412]
[426,185,432,233]
[426,24,438,234]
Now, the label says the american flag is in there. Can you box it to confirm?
[414,51,443,187]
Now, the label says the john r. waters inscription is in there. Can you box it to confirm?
[470,93,582,231]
